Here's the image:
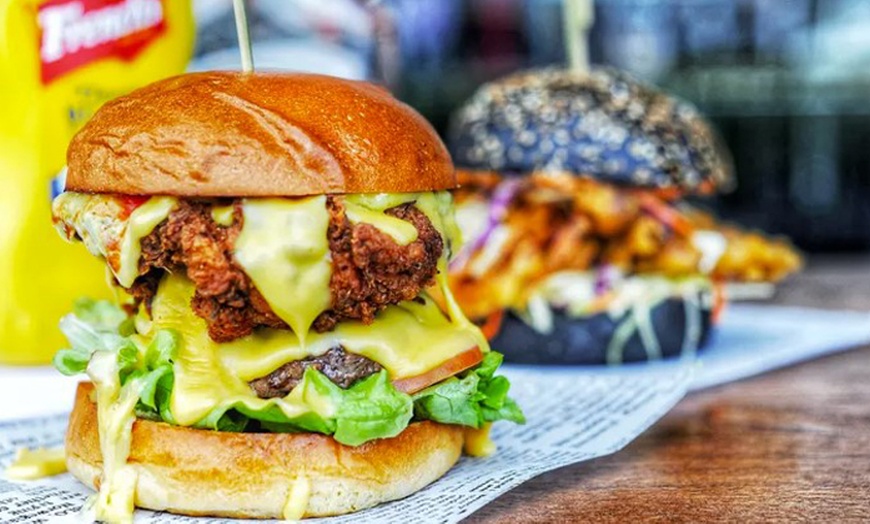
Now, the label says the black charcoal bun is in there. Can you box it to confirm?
[491,293,713,365]
[449,67,733,194]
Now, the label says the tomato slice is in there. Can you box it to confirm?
[392,346,483,394]
[118,195,149,218]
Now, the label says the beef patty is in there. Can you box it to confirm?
[249,347,383,399]
[130,197,443,342]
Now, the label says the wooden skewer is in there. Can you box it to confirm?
[233,0,254,73]
[563,0,594,74]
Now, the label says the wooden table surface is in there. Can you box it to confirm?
[468,256,870,522]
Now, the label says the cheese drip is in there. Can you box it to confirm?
[464,423,496,457]
[343,196,419,245]
[345,192,462,253]
[87,351,142,524]
[54,191,460,329]
[211,204,235,226]
[234,196,332,345]
[4,447,66,480]
[283,477,311,521]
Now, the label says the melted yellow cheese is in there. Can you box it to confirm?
[343,198,419,245]
[220,292,483,381]
[87,350,141,524]
[4,447,66,480]
[234,197,332,344]
[116,197,178,287]
[344,192,418,212]
[354,191,481,345]
[146,272,485,426]
[211,204,236,226]
[344,192,462,251]
[282,476,311,521]
[228,191,468,350]
[55,190,460,295]
[463,423,496,457]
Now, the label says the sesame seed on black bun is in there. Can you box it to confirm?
[448,67,733,194]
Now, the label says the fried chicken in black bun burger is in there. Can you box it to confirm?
[447,68,801,365]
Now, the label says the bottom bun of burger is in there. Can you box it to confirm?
[65,383,463,519]
[490,294,713,365]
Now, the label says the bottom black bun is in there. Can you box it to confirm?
[490,294,713,365]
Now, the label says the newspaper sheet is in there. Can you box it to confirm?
[0,365,694,523]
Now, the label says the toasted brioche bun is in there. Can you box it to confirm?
[66,72,455,197]
[449,67,733,194]
[65,383,463,519]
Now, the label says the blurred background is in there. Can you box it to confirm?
[2,0,869,363]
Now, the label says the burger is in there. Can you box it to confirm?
[50,72,523,521]
[447,68,801,365]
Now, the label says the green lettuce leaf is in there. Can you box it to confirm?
[124,330,179,420]
[53,298,138,376]
[412,352,526,427]
[333,371,413,445]
[54,298,180,421]
[72,297,134,335]
[412,373,483,427]
[52,345,92,377]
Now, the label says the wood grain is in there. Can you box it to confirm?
[468,256,870,522]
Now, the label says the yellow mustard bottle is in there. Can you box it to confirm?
[0,0,194,364]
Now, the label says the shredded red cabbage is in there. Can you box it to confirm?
[450,178,523,271]
[594,264,620,296]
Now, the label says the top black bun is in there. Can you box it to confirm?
[449,67,733,194]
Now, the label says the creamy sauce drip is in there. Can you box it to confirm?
[601,279,708,364]
[87,351,142,524]
[464,423,496,457]
[4,447,66,480]
[282,476,311,521]
[343,194,419,245]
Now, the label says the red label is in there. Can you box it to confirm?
[37,0,167,84]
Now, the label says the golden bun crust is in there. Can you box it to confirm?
[65,383,463,519]
[66,72,456,197]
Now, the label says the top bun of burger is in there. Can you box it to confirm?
[66,72,455,197]
[448,67,733,194]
